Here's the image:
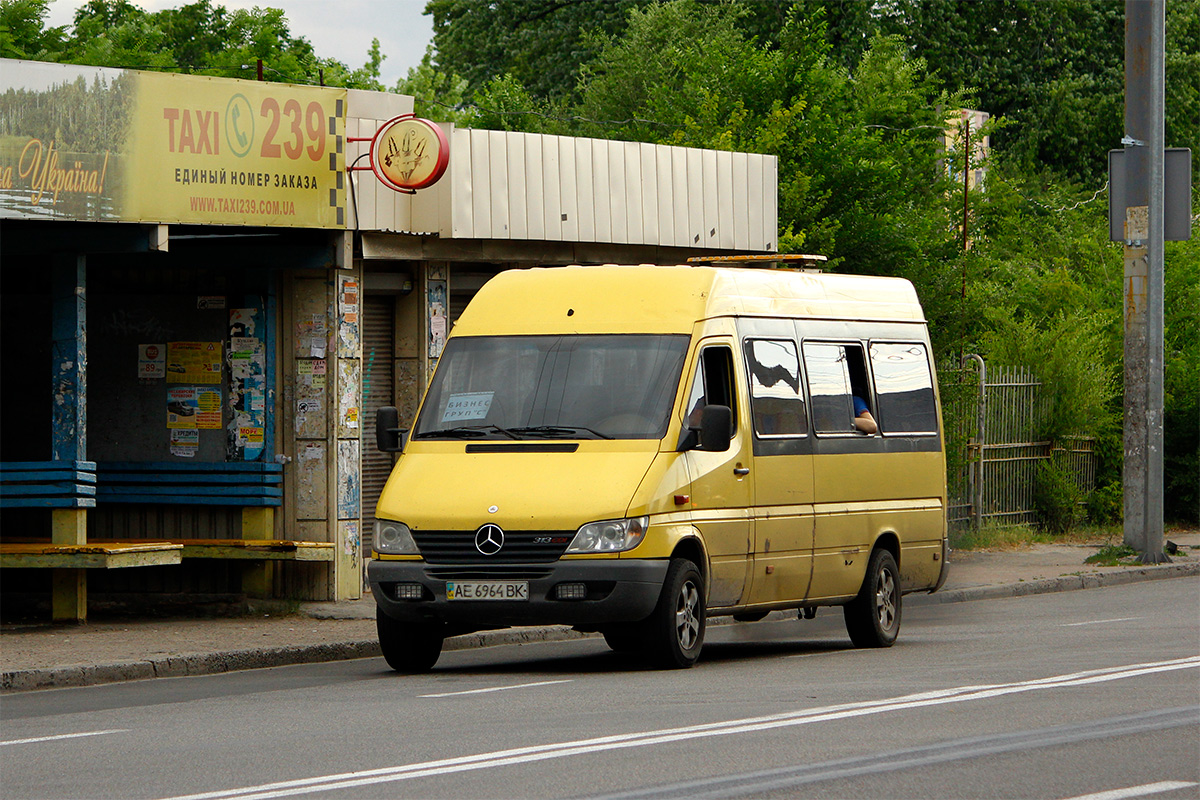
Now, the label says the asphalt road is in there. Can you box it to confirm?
[3,578,1198,800]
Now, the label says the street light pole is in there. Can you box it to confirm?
[1122,0,1168,564]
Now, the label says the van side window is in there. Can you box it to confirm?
[685,346,737,435]
[744,339,807,437]
[869,343,938,434]
[802,342,872,434]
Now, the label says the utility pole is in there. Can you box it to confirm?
[1122,0,1169,564]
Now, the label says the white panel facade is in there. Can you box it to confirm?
[451,128,473,238]
[506,131,528,239]
[671,147,690,246]
[622,141,644,245]
[346,110,777,252]
[592,138,612,243]
[542,135,563,241]
[607,140,627,244]
[559,137,579,242]
[524,133,546,241]
[488,130,510,239]
[717,150,735,250]
[640,143,660,246]
[470,132,492,239]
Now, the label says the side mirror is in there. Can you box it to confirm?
[375,406,406,453]
[699,405,732,452]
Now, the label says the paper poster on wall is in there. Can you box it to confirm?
[428,279,447,358]
[169,428,199,457]
[167,387,198,428]
[138,344,166,379]
[167,341,222,384]
[338,275,360,357]
[229,308,258,338]
[196,387,221,429]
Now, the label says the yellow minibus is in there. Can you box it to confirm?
[370,264,948,671]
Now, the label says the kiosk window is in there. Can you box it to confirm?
[803,342,871,434]
[870,343,938,434]
[744,338,806,437]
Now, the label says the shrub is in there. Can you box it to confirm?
[1033,457,1082,535]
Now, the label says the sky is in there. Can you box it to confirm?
[44,0,435,87]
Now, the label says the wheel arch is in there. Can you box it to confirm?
[873,530,901,569]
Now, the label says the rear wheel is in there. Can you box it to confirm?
[377,609,444,673]
[639,558,705,668]
[843,548,901,648]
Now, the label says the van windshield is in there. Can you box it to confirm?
[414,335,690,440]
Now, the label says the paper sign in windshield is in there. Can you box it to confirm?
[442,392,494,423]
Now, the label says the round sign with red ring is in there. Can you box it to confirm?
[369,115,449,192]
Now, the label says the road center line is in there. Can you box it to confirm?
[156,655,1200,800]
[420,679,572,698]
[1060,781,1200,800]
[1062,617,1142,627]
[579,707,1200,799]
[0,729,128,747]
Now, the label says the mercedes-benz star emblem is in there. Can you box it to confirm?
[475,524,505,556]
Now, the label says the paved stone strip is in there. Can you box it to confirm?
[3,563,1196,693]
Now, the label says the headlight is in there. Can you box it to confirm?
[374,519,419,555]
[566,516,648,553]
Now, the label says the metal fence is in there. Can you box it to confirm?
[941,355,1098,530]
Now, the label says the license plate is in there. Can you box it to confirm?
[446,581,529,601]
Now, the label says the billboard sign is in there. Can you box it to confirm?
[1,59,347,228]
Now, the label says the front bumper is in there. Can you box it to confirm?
[368,558,669,628]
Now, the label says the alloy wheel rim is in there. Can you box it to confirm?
[675,580,700,650]
[875,566,897,631]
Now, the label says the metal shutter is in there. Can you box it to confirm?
[361,295,396,549]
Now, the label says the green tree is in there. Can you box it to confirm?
[0,0,66,59]
[426,0,645,102]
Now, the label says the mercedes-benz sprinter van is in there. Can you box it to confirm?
[369,265,948,671]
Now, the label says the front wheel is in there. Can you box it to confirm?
[377,609,444,673]
[639,558,706,668]
[843,548,901,648]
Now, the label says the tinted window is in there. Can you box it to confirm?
[744,339,807,437]
[870,343,938,434]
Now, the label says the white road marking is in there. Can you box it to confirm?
[1060,781,1199,800]
[156,655,1200,800]
[0,729,128,746]
[1062,617,1142,627]
[420,679,572,698]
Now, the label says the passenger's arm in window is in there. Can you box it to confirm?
[852,395,878,434]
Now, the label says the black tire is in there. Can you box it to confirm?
[601,624,642,653]
[377,609,444,673]
[639,558,706,669]
[844,548,901,648]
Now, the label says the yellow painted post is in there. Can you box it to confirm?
[241,507,275,598]
[241,507,275,539]
[51,508,88,623]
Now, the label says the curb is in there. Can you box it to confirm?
[4,562,1197,693]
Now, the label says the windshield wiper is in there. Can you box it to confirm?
[509,425,613,440]
[414,424,518,440]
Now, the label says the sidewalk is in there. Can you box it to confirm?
[3,533,1197,692]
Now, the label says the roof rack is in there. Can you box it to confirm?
[686,254,828,270]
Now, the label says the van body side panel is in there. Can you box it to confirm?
[807,443,946,600]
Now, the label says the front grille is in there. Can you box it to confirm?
[410,530,574,564]
[425,566,555,581]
